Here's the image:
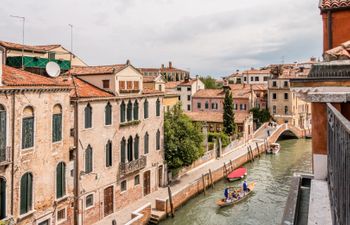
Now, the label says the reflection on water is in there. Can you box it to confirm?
[160,139,312,225]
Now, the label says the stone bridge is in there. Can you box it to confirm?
[267,123,311,144]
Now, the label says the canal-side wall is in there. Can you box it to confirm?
[125,203,152,225]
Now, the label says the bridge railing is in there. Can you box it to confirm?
[327,103,350,225]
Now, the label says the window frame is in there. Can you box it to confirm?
[105,102,112,126]
[102,80,110,89]
[121,180,127,192]
[56,162,66,200]
[85,194,94,210]
[56,207,67,224]
[134,175,140,186]
[84,104,92,129]
[85,145,93,173]
[105,140,113,167]
[20,172,33,215]
[22,106,35,150]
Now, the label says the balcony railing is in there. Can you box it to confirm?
[0,146,12,166]
[119,155,147,176]
[327,103,350,225]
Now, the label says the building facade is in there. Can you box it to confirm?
[139,61,190,82]
[227,69,271,85]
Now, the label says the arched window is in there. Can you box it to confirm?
[106,140,112,167]
[156,130,160,150]
[144,99,149,119]
[133,100,139,120]
[84,104,92,128]
[20,172,33,215]
[105,102,112,125]
[0,177,6,219]
[127,136,133,162]
[134,135,139,160]
[85,145,93,173]
[156,98,160,117]
[22,106,34,149]
[205,101,209,109]
[120,101,126,123]
[120,138,126,163]
[52,104,62,142]
[284,106,289,114]
[56,162,66,199]
[127,100,133,122]
[0,105,6,162]
[144,132,149,154]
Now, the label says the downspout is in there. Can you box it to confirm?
[74,100,79,225]
[327,10,333,50]
[10,91,15,216]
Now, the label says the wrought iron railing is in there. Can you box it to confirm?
[119,155,147,176]
[0,146,11,165]
[327,103,350,225]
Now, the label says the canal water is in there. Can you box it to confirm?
[160,139,312,225]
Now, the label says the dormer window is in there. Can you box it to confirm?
[102,80,110,89]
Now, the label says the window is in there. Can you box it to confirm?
[0,105,6,162]
[106,141,112,167]
[102,80,110,89]
[205,101,209,109]
[56,162,66,199]
[284,93,289,100]
[120,101,126,123]
[263,77,268,81]
[255,77,259,81]
[243,104,247,110]
[158,85,162,91]
[52,104,62,142]
[85,145,93,173]
[236,78,241,84]
[250,77,253,81]
[187,87,191,91]
[144,99,149,119]
[272,81,277,87]
[105,102,112,125]
[127,100,133,121]
[134,135,139,160]
[48,52,55,60]
[272,93,277,100]
[156,130,160,150]
[197,102,201,109]
[284,81,289,87]
[211,103,215,109]
[120,138,126,163]
[240,104,243,110]
[177,87,181,91]
[121,180,127,192]
[127,81,132,89]
[119,81,125,90]
[85,194,94,208]
[187,95,191,101]
[20,172,33,215]
[273,105,276,114]
[134,81,139,90]
[127,136,133,162]
[234,104,237,110]
[133,100,139,120]
[84,104,92,129]
[187,105,191,111]
[144,132,149,154]
[22,106,34,149]
[0,178,6,219]
[244,77,247,81]
[57,208,66,223]
[134,175,140,185]
[285,106,289,114]
[156,98,160,116]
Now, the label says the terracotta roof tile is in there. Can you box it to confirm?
[324,40,350,61]
[143,76,157,83]
[69,65,127,76]
[320,0,350,10]
[142,88,164,95]
[178,79,199,86]
[0,40,60,52]
[185,111,249,124]
[71,77,114,98]
[165,81,181,89]
[2,65,70,87]
[193,89,225,98]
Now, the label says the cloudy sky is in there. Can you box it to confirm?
[0,0,322,77]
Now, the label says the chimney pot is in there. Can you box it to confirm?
[126,59,130,65]
[161,64,164,69]
[169,61,172,69]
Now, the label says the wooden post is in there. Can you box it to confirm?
[167,185,175,217]
[209,169,214,189]
[256,142,260,157]
[229,160,233,171]
[223,162,227,177]
[202,174,206,196]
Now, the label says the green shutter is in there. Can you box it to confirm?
[22,117,34,149]
[105,103,112,125]
[144,100,149,119]
[156,130,160,150]
[121,139,126,163]
[85,105,92,128]
[133,101,139,120]
[27,174,32,212]
[53,114,62,142]
[0,111,6,162]
[56,164,62,198]
[20,174,27,214]
[134,136,139,160]
[156,99,160,116]
[85,147,92,173]
[144,133,149,154]
[106,141,112,167]
[120,102,126,123]
[61,163,66,197]
[127,101,132,121]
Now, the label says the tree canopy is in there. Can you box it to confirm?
[223,90,236,135]
[199,76,220,89]
[250,107,271,127]
[164,103,205,170]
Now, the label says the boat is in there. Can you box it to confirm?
[267,143,280,154]
[216,182,255,208]
[227,167,247,182]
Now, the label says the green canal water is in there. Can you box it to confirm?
[160,139,312,225]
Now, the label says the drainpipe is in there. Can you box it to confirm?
[327,10,333,50]
[10,91,15,216]
[74,100,79,225]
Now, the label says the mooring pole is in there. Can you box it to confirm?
[167,185,175,218]
[209,169,214,189]
[202,174,206,195]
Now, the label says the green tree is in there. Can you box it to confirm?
[223,90,236,135]
[250,107,271,127]
[164,103,205,170]
[199,76,219,89]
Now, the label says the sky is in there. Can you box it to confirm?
[0,0,323,77]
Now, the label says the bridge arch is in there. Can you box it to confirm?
[268,124,304,144]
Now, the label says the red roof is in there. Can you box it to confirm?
[320,0,350,10]
[324,40,350,61]
[0,40,60,52]
[165,81,181,89]
[193,89,225,98]
[69,65,127,76]
[71,77,114,98]
[2,65,70,87]
[178,79,199,86]
[142,88,164,95]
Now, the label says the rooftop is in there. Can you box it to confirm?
[185,111,249,124]
[165,81,182,89]
[69,64,127,76]
[324,40,350,61]
[319,0,350,11]
[193,89,225,98]
[0,40,60,53]
[71,77,114,98]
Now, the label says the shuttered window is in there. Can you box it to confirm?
[0,105,6,162]
[156,130,160,150]
[85,145,93,173]
[106,141,112,167]
[121,138,126,163]
[22,106,34,149]
[52,105,62,142]
[133,100,139,120]
[134,135,139,160]
[127,81,132,89]
[105,102,112,125]
[84,104,92,129]
[120,101,126,123]
[144,132,149,154]
[20,173,33,215]
[119,81,125,90]
[56,162,66,199]
[0,178,6,219]
[144,99,149,119]
[127,136,133,162]
[127,101,133,122]
[156,98,160,117]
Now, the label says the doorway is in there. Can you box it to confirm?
[143,170,151,196]
[0,178,5,219]
[158,166,163,188]
[104,186,114,217]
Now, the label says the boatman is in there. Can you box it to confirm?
[224,187,230,201]
[243,181,249,193]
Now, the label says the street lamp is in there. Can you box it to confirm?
[10,15,25,69]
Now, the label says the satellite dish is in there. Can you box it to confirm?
[46,61,61,77]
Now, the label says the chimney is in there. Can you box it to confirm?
[195,75,199,80]
[161,64,164,69]
[126,59,130,65]
[310,57,316,62]
[169,61,172,69]
[185,74,189,82]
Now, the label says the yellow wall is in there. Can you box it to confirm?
[163,95,179,112]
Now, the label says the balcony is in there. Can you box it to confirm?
[119,89,140,94]
[0,146,12,166]
[119,155,147,177]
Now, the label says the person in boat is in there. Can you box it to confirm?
[243,181,250,193]
[224,187,230,201]
[231,190,238,199]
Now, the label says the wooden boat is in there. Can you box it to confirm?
[227,167,247,182]
[216,182,255,208]
[267,143,280,154]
